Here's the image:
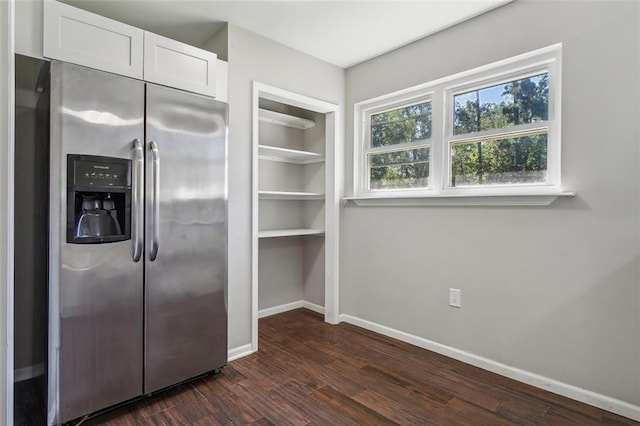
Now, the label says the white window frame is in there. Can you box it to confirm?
[360,93,434,196]
[352,44,569,205]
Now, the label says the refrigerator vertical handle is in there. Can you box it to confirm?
[132,139,144,262]
[149,141,160,261]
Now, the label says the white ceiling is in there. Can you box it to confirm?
[64,0,513,68]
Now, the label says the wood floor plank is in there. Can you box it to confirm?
[495,396,550,424]
[139,406,192,425]
[227,379,311,426]
[75,309,638,426]
[128,389,177,419]
[190,415,223,426]
[193,378,264,424]
[166,384,218,423]
[301,359,369,398]
[360,364,453,405]
[352,389,440,425]
[325,358,453,420]
[272,381,362,426]
[407,366,505,412]
[247,418,278,426]
[544,406,598,425]
[602,412,640,425]
[435,397,516,425]
[303,337,369,369]
[311,385,398,425]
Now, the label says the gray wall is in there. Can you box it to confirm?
[201,23,228,62]
[258,238,304,310]
[226,24,345,348]
[343,0,640,405]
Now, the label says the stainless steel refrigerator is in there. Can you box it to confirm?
[47,61,228,424]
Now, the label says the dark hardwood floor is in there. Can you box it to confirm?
[82,309,636,425]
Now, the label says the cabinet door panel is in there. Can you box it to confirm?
[43,1,143,79]
[144,32,218,97]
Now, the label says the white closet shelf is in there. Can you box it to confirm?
[259,108,316,129]
[258,144,324,164]
[259,191,325,200]
[258,228,325,238]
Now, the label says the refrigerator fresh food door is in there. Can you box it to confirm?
[144,83,228,393]
[50,61,145,423]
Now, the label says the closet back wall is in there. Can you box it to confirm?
[258,106,326,311]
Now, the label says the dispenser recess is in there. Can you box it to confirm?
[67,154,131,243]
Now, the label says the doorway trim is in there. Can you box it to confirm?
[251,82,341,352]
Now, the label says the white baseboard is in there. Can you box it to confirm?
[14,363,45,382]
[339,314,640,422]
[301,301,325,315]
[258,301,304,318]
[258,300,325,319]
[228,344,254,362]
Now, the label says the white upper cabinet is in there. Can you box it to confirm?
[144,32,217,97]
[42,1,221,97]
[43,0,144,79]
[215,60,228,102]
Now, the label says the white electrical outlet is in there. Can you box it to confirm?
[449,288,461,308]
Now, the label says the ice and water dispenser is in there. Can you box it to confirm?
[67,154,131,243]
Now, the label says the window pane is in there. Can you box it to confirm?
[371,102,432,148]
[453,73,549,135]
[451,133,547,186]
[369,147,429,190]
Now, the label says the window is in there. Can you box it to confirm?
[354,44,562,201]
[448,73,551,188]
[366,99,432,190]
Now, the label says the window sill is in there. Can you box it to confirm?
[343,191,576,207]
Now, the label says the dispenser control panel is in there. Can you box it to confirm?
[71,158,129,188]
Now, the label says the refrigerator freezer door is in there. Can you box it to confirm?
[144,83,228,393]
[49,61,145,423]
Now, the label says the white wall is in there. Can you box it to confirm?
[343,0,640,407]
[0,0,14,422]
[226,24,344,349]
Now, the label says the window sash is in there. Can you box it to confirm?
[449,67,552,106]
[365,98,433,150]
[444,66,557,191]
[448,128,548,188]
[445,66,552,137]
[362,96,434,192]
[365,141,431,191]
